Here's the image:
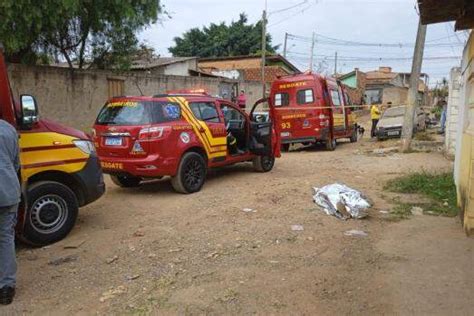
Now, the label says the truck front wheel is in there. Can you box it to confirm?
[21,181,79,246]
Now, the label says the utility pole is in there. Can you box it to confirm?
[309,32,315,71]
[400,19,427,152]
[334,52,338,76]
[283,32,288,58]
[261,0,268,98]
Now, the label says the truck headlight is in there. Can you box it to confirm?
[73,140,96,155]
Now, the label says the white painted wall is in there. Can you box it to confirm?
[445,67,462,157]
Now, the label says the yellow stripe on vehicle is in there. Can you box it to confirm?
[19,132,88,182]
[172,97,227,157]
[176,97,227,147]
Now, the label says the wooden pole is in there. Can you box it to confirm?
[261,6,267,98]
[309,32,315,71]
[400,19,427,152]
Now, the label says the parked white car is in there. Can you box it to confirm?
[376,106,426,140]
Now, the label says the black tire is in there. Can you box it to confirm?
[253,155,275,172]
[21,181,79,246]
[110,175,142,188]
[350,128,358,143]
[325,137,337,151]
[171,152,207,194]
[281,144,290,152]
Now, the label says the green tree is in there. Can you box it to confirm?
[0,0,163,70]
[169,13,278,57]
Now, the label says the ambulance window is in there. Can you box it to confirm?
[297,89,314,104]
[344,92,352,105]
[275,93,289,107]
[189,102,220,123]
[330,90,341,107]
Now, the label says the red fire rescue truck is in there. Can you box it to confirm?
[270,72,358,151]
[0,46,105,245]
[93,92,281,194]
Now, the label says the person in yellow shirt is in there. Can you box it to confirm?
[370,104,381,138]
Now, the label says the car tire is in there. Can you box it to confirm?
[171,152,207,194]
[110,175,142,188]
[253,155,275,172]
[281,144,290,152]
[325,137,337,151]
[21,181,79,246]
[350,128,358,143]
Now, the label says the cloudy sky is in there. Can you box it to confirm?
[140,0,468,86]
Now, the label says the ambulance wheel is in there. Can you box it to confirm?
[253,155,275,172]
[21,181,78,246]
[325,138,337,151]
[350,129,358,143]
[171,152,207,194]
[281,144,290,152]
[110,175,142,188]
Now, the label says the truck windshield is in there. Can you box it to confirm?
[96,101,181,125]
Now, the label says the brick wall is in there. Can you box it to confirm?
[199,58,261,71]
[243,66,290,83]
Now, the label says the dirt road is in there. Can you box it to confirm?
[5,135,473,315]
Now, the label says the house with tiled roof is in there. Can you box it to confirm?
[364,66,429,106]
[198,55,300,83]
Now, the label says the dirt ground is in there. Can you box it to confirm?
[4,128,474,315]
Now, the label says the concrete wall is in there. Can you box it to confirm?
[163,59,197,76]
[341,74,357,88]
[445,67,462,157]
[8,64,261,131]
[454,32,474,235]
[382,86,408,105]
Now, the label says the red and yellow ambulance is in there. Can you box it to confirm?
[93,91,280,193]
[0,47,105,245]
[270,72,358,151]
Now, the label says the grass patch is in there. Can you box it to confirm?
[389,203,413,221]
[384,171,458,217]
[414,132,435,141]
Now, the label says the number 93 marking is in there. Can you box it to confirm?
[281,122,291,129]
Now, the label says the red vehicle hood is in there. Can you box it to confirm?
[39,118,90,140]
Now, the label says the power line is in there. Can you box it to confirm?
[268,0,310,15]
[287,33,464,48]
[286,51,461,61]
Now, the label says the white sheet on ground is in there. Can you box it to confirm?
[313,183,371,219]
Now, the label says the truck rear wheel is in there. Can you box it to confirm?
[171,152,207,194]
[281,144,290,152]
[325,138,337,151]
[21,181,79,246]
[350,129,358,143]
[110,175,142,188]
[253,155,275,172]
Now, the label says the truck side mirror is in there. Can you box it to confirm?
[20,95,39,127]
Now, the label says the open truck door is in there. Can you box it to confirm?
[249,98,281,158]
[0,44,17,125]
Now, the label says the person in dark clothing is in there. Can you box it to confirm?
[0,119,20,305]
